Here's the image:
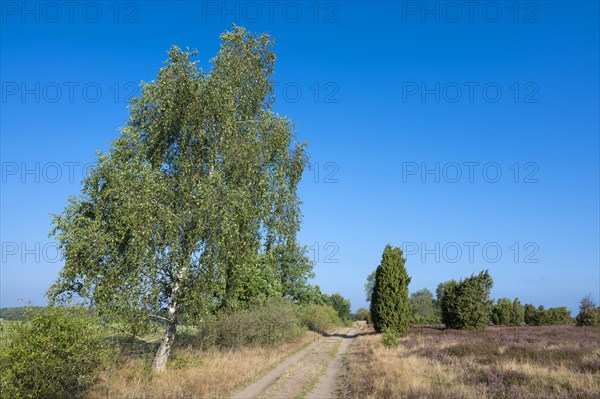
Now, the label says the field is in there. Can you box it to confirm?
[341,325,600,399]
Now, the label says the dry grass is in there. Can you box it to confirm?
[341,325,600,399]
[88,330,321,399]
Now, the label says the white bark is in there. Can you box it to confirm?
[152,266,187,372]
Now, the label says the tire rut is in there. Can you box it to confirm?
[230,328,357,399]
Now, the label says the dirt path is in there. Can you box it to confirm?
[230,328,357,399]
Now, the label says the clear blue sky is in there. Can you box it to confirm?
[1,1,598,313]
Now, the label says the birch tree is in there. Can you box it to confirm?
[49,26,307,371]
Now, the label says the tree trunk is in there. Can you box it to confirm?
[153,264,187,372]
[152,298,178,372]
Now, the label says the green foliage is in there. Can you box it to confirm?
[233,243,317,308]
[365,270,376,302]
[541,307,572,325]
[370,245,411,334]
[410,288,441,324]
[438,270,494,330]
[48,27,308,368]
[353,308,371,323]
[576,295,600,327]
[512,298,525,325]
[270,244,317,303]
[490,298,525,325]
[524,304,543,325]
[380,328,399,348]
[0,306,112,399]
[197,298,303,348]
[298,303,341,333]
[524,304,572,325]
[234,253,283,308]
[295,284,332,306]
[329,293,352,322]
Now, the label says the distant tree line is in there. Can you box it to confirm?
[0,307,43,321]
[365,247,599,331]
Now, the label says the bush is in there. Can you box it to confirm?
[0,306,112,399]
[329,293,352,322]
[490,298,525,325]
[380,328,399,348]
[576,295,600,327]
[298,303,341,333]
[198,298,304,348]
[524,304,573,325]
[524,304,543,325]
[410,288,442,324]
[353,308,371,324]
[439,270,493,330]
[540,307,572,325]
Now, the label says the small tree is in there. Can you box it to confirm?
[354,308,370,323]
[512,298,525,325]
[370,245,411,334]
[491,298,513,325]
[437,280,458,328]
[491,298,524,325]
[438,270,493,330]
[410,288,440,324]
[365,270,376,302]
[576,294,600,327]
[329,293,352,321]
[524,303,543,325]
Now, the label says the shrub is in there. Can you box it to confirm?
[353,308,371,324]
[524,304,543,325]
[329,293,352,322]
[298,303,341,333]
[524,304,572,326]
[491,298,525,325]
[439,270,494,330]
[380,328,399,348]
[410,288,442,324]
[199,298,304,348]
[540,307,572,325]
[0,306,112,399]
[370,245,411,334]
[576,295,600,327]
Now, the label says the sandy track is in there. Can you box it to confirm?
[231,328,357,399]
